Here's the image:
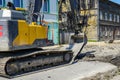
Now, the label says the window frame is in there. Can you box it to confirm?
[43,0,49,13]
[109,14,112,21]
[99,11,103,20]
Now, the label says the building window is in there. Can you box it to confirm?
[13,0,20,7]
[109,14,112,21]
[80,0,86,10]
[88,0,95,9]
[5,0,12,6]
[102,12,105,20]
[115,15,117,22]
[43,0,49,12]
[0,0,2,5]
[117,15,119,23]
[4,0,8,6]
[114,14,116,22]
[105,12,107,21]
[119,15,120,23]
[100,11,103,20]
[1,0,23,8]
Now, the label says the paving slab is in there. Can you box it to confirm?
[0,61,117,80]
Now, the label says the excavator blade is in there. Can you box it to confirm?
[59,34,88,64]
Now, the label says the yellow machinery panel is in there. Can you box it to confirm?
[13,20,48,46]
[29,25,36,44]
[36,25,48,39]
[13,20,29,46]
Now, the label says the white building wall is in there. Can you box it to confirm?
[44,13,58,23]
[23,0,29,9]
[42,0,58,23]
[49,0,58,14]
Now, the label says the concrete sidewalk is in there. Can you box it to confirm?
[0,61,117,80]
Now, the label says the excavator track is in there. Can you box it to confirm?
[0,49,73,78]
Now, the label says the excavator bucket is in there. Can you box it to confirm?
[59,33,87,63]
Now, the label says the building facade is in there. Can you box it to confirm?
[0,0,24,7]
[80,0,120,41]
[0,0,59,44]
[42,0,59,44]
[99,0,120,41]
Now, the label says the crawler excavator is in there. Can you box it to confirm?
[0,0,87,78]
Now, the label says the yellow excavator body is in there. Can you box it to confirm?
[13,20,48,46]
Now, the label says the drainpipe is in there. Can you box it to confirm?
[97,0,100,41]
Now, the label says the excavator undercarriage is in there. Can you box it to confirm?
[0,49,73,77]
[0,38,86,78]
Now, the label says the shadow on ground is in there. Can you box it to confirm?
[76,51,96,59]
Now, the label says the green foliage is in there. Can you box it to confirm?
[88,39,97,42]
